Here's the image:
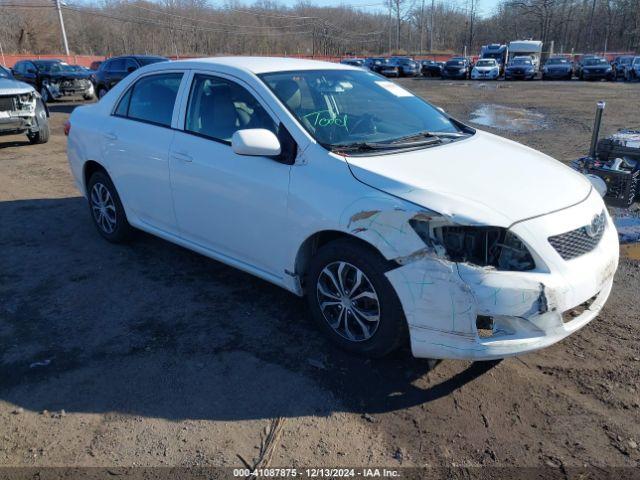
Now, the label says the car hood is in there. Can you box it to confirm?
[546,64,571,70]
[506,64,532,70]
[0,77,35,95]
[474,66,497,71]
[344,130,592,227]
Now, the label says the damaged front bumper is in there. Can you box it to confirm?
[45,80,94,99]
[0,95,38,135]
[379,192,619,360]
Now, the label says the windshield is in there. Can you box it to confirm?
[0,65,12,78]
[446,60,464,66]
[475,60,496,67]
[546,58,569,65]
[584,58,608,66]
[260,69,465,149]
[482,52,504,61]
[38,62,75,73]
[510,58,532,65]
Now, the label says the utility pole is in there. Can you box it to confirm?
[420,0,425,54]
[430,0,434,53]
[54,0,70,56]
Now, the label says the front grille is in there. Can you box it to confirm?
[0,95,16,112]
[548,210,606,260]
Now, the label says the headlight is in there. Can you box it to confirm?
[543,66,548,72]
[409,220,536,271]
[606,66,612,72]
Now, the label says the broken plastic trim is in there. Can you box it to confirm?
[409,220,536,271]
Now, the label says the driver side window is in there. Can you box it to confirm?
[185,74,277,143]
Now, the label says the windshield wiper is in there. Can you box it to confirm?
[329,137,443,153]
[386,130,468,144]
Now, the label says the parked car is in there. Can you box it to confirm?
[611,55,635,81]
[377,61,400,77]
[470,58,500,80]
[364,57,388,73]
[0,64,49,143]
[66,57,619,360]
[578,57,614,81]
[574,54,597,78]
[630,57,640,81]
[94,55,168,99]
[12,59,95,103]
[504,56,537,80]
[389,57,420,77]
[441,57,471,79]
[340,58,365,67]
[542,56,573,80]
[421,60,444,77]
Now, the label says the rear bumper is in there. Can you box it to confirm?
[386,192,619,360]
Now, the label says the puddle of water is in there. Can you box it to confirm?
[622,243,640,260]
[611,208,640,259]
[469,104,548,132]
[611,208,640,243]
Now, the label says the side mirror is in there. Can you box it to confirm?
[127,66,137,73]
[232,129,281,157]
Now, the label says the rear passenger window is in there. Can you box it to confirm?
[114,88,132,117]
[121,73,182,127]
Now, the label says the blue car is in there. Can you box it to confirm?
[505,57,537,80]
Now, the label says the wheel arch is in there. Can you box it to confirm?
[83,160,109,192]
[293,229,395,292]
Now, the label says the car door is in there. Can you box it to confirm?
[106,59,126,89]
[100,71,187,233]
[169,72,292,277]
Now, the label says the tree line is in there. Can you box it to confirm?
[0,0,637,58]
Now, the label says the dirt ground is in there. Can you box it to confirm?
[1,79,639,475]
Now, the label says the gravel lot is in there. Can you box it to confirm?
[1,79,639,474]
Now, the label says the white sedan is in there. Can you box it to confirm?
[66,57,619,360]
[471,58,501,80]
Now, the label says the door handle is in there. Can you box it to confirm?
[171,152,193,163]
[103,132,118,141]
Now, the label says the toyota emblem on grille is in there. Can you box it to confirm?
[585,213,604,238]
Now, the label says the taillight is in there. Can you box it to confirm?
[64,120,71,136]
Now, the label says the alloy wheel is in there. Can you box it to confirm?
[90,182,117,234]
[316,261,381,342]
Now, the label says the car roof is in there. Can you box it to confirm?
[167,56,360,75]
[33,59,63,64]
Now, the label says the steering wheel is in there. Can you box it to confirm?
[348,113,378,136]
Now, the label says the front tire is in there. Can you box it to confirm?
[98,87,108,99]
[305,239,408,357]
[27,99,49,144]
[87,171,132,243]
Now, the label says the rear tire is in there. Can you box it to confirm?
[305,239,408,358]
[87,171,132,243]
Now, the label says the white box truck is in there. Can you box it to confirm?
[507,40,543,71]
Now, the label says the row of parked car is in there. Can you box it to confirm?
[340,54,640,81]
[4,55,169,104]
